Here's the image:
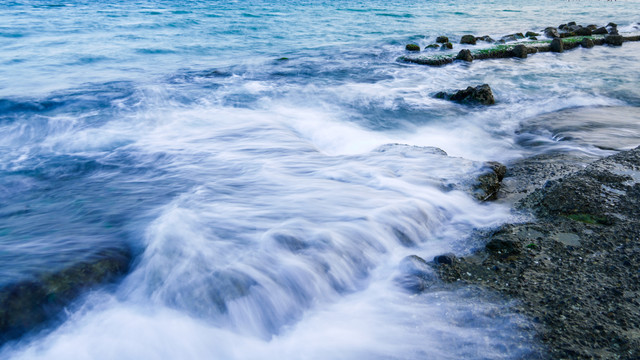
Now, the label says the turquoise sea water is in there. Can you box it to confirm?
[1,1,640,358]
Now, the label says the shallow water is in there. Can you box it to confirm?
[1,0,640,358]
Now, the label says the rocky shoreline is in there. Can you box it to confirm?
[429,144,640,359]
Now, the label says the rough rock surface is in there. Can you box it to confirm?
[550,38,564,53]
[435,146,640,359]
[405,43,420,51]
[455,49,473,62]
[435,36,449,43]
[435,84,495,106]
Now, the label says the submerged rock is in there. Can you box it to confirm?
[475,35,494,43]
[473,161,507,201]
[525,31,540,37]
[395,255,438,293]
[0,247,132,344]
[405,43,420,51]
[441,42,453,49]
[425,43,440,49]
[460,34,476,45]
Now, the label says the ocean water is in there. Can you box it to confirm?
[1,0,640,359]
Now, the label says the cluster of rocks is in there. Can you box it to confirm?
[397,145,640,359]
[401,20,639,66]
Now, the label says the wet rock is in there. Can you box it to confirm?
[593,26,608,35]
[460,34,476,45]
[441,42,453,49]
[511,44,528,59]
[525,31,540,37]
[0,247,132,344]
[581,38,595,48]
[473,160,506,201]
[396,255,437,293]
[575,27,592,36]
[609,27,619,35]
[425,43,440,50]
[567,21,577,27]
[605,34,623,46]
[405,43,420,51]
[607,22,618,28]
[545,27,560,38]
[529,36,538,41]
[434,253,456,266]
[586,24,598,31]
[501,33,525,42]
[455,49,473,62]
[400,56,453,66]
[436,84,494,106]
[435,36,449,43]
[550,38,564,53]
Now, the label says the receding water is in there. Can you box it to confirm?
[1,0,640,359]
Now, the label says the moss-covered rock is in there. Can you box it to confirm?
[525,31,540,37]
[425,44,440,50]
[460,34,476,45]
[605,34,624,46]
[441,42,453,49]
[435,36,449,44]
[405,43,420,51]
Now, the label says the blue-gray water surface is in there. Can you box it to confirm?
[1,0,640,358]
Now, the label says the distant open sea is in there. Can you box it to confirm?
[1,1,640,358]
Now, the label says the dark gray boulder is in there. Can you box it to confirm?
[435,36,449,43]
[593,26,608,35]
[575,27,592,36]
[460,34,476,45]
[550,38,564,52]
[455,49,473,62]
[581,38,595,48]
[512,44,529,58]
[441,42,453,49]
[605,34,624,46]
[525,31,540,37]
[544,27,560,38]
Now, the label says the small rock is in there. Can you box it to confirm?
[474,160,506,200]
[550,38,564,53]
[568,21,577,27]
[605,35,624,46]
[593,27,608,35]
[436,36,449,43]
[529,36,538,40]
[441,42,453,49]
[607,22,618,28]
[426,44,440,49]
[396,255,437,293]
[608,28,619,35]
[460,35,476,45]
[501,33,524,42]
[436,84,495,106]
[455,49,473,62]
[525,31,540,37]
[581,38,595,48]
[545,27,560,38]
[476,35,494,43]
[434,253,456,265]
[586,25,598,31]
[405,43,420,52]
